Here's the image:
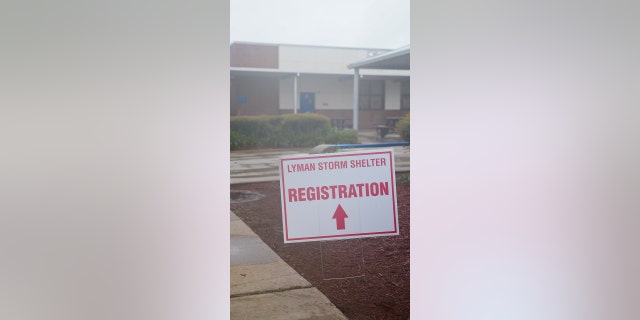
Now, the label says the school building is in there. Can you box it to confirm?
[230,42,410,130]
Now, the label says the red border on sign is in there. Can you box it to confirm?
[280,150,397,243]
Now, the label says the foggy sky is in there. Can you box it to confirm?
[230,0,410,49]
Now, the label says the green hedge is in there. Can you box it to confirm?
[230,113,331,149]
[397,115,410,142]
[229,115,281,148]
[325,128,358,144]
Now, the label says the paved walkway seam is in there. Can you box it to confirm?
[230,284,314,299]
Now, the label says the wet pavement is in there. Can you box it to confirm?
[231,130,409,184]
[230,190,265,204]
[230,210,348,319]
[230,148,308,184]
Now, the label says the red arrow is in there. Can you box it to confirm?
[332,204,349,230]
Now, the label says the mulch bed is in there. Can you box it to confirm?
[231,180,410,320]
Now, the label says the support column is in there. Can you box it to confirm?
[353,69,359,130]
[294,73,299,114]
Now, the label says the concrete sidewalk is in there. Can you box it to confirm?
[230,211,348,319]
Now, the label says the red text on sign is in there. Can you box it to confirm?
[287,181,389,202]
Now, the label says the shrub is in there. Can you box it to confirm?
[280,113,331,147]
[396,172,410,184]
[230,130,252,149]
[397,115,410,142]
[230,113,331,149]
[229,115,277,148]
[325,128,358,144]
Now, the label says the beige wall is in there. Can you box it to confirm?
[385,80,402,110]
[278,77,295,110]
[279,75,407,113]
[279,45,382,73]
[279,75,354,111]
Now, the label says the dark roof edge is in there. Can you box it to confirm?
[347,45,410,69]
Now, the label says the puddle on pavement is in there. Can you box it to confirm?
[230,190,265,204]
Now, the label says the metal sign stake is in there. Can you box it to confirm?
[320,239,366,282]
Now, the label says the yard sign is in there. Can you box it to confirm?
[279,149,399,243]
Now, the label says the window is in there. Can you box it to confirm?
[358,80,385,110]
[400,79,410,110]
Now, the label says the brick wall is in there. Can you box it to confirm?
[231,43,278,69]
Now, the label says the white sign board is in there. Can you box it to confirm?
[279,149,399,243]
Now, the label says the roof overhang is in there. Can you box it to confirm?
[230,67,296,78]
[230,67,409,79]
[347,45,410,70]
